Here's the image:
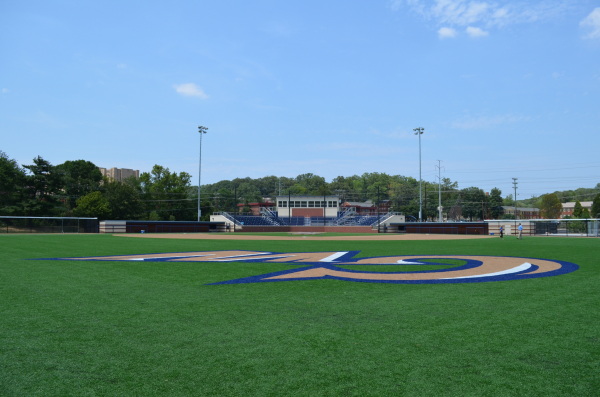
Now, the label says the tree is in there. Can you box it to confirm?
[73,191,111,219]
[103,180,144,220]
[488,188,504,219]
[140,165,194,220]
[236,182,262,203]
[254,175,281,197]
[439,177,459,221]
[358,172,392,203]
[503,194,515,207]
[330,176,354,201]
[390,176,419,217]
[23,156,65,216]
[592,194,600,218]
[572,201,583,218]
[0,151,27,215]
[295,173,328,195]
[539,193,562,219]
[214,188,236,212]
[460,187,487,221]
[581,208,590,219]
[56,160,103,210]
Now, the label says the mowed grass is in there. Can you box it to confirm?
[0,234,598,396]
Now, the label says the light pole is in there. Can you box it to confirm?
[197,125,208,221]
[512,177,518,232]
[414,127,424,222]
[436,160,443,222]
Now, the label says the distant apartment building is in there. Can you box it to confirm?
[501,206,541,219]
[561,201,593,218]
[99,167,140,182]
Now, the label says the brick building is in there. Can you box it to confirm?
[99,167,140,182]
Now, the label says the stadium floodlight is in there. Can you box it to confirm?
[513,177,518,230]
[414,127,425,222]
[198,126,208,221]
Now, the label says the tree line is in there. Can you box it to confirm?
[0,152,193,221]
[1,150,599,221]
[201,172,507,221]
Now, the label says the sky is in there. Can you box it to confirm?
[1,0,599,200]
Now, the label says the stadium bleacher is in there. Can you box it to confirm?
[230,213,389,227]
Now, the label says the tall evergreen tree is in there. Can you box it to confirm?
[572,201,583,218]
[0,151,27,215]
[592,194,600,218]
[23,156,65,216]
[488,188,504,219]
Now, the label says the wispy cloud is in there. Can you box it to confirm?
[466,26,489,37]
[451,114,530,129]
[431,0,492,26]
[391,0,573,37]
[438,27,458,38]
[580,7,600,39]
[173,83,209,99]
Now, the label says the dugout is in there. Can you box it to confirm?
[388,222,488,235]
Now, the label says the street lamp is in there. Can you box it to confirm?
[414,127,424,222]
[197,125,208,221]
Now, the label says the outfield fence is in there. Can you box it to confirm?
[99,220,225,233]
[487,219,600,237]
[0,216,99,233]
[2,216,598,236]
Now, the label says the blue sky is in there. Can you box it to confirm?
[1,0,599,199]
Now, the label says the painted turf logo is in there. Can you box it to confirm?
[48,250,578,285]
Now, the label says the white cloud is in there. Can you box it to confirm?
[173,83,209,99]
[580,8,600,39]
[438,26,458,38]
[466,26,489,37]
[492,7,508,20]
[393,1,574,34]
[432,0,491,26]
[451,114,529,129]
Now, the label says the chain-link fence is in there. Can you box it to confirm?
[0,217,99,233]
[487,219,599,237]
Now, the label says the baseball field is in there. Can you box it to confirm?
[1,233,598,396]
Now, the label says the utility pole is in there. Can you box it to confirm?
[414,127,425,222]
[436,160,443,222]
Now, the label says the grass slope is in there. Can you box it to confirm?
[1,234,598,396]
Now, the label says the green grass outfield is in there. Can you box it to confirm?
[1,234,598,396]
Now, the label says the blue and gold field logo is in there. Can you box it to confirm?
[46,250,578,285]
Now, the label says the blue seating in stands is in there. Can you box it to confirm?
[230,214,387,227]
